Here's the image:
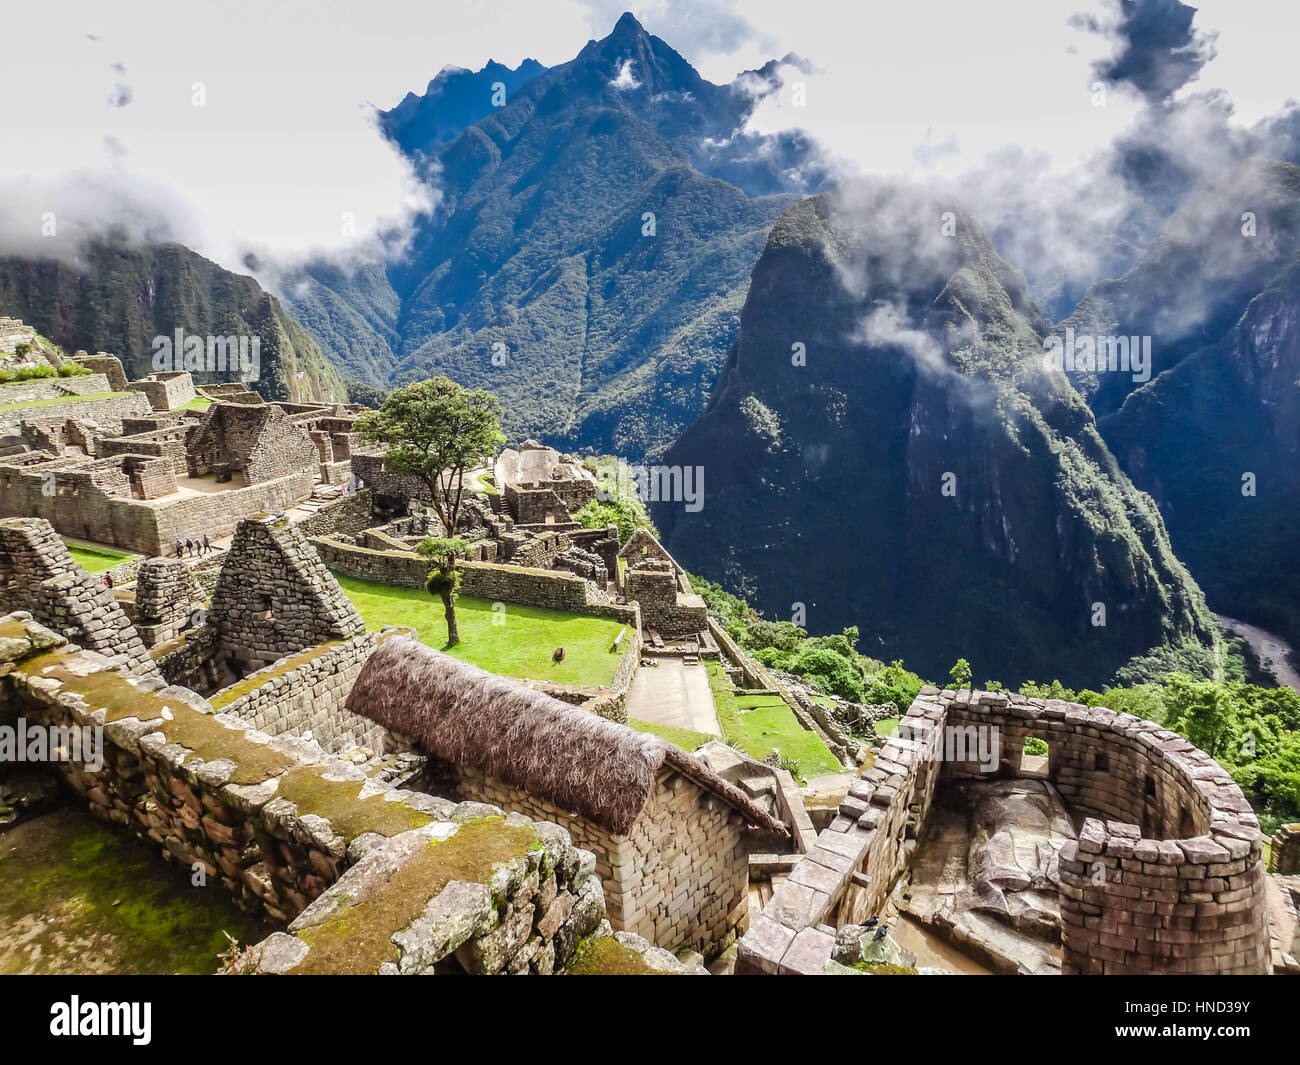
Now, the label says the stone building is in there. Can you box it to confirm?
[207,516,367,672]
[186,402,319,485]
[346,636,788,957]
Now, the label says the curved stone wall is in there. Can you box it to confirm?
[737,687,1270,976]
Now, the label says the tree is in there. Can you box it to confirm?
[417,537,470,646]
[948,658,972,689]
[354,377,505,539]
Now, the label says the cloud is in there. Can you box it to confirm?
[610,58,641,91]
[1075,0,1218,101]
[0,0,593,272]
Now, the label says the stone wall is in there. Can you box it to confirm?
[127,372,196,411]
[625,561,708,636]
[209,633,392,758]
[1,616,606,975]
[0,517,157,677]
[293,489,373,540]
[1272,824,1300,875]
[0,390,151,436]
[101,424,192,474]
[73,354,129,391]
[736,686,1270,976]
[450,761,749,957]
[0,456,314,557]
[350,451,430,510]
[133,556,205,646]
[310,535,430,587]
[209,517,366,670]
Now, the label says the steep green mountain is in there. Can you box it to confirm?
[1059,158,1300,648]
[0,238,346,403]
[654,184,1217,688]
[285,13,827,456]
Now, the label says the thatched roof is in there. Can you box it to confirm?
[346,636,787,837]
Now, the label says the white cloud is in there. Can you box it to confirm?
[0,0,591,270]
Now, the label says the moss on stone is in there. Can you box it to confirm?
[274,766,431,842]
[289,816,538,975]
[0,808,272,975]
[17,653,295,784]
[564,936,671,975]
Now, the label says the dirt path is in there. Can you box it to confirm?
[624,659,720,735]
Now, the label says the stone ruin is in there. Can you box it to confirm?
[737,686,1279,975]
[0,514,793,974]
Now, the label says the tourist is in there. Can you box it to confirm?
[175,538,184,558]
[202,534,211,555]
[185,537,194,557]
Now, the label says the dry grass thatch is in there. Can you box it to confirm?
[347,636,786,836]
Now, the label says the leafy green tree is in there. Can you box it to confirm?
[573,496,656,547]
[1162,674,1238,758]
[416,537,470,646]
[354,377,505,538]
[948,658,972,689]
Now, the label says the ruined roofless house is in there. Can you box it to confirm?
[347,636,787,956]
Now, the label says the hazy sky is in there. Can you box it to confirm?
[2,0,1294,269]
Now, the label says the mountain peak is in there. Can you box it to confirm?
[610,11,648,39]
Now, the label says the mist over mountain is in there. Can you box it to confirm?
[655,184,1217,687]
[1068,159,1300,650]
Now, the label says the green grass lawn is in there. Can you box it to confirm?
[0,390,124,412]
[63,540,137,574]
[875,717,900,738]
[705,661,840,781]
[334,573,625,686]
[178,395,212,411]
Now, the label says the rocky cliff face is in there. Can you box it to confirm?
[1102,253,1300,647]
[1062,158,1300,648]
[0,239,346,404]
[655,184,1216,687]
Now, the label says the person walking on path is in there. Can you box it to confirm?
[185,537,194,557]
[175,538,184,559]
[202,534,211,555]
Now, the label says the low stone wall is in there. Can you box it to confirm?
[209,633,392,758]
[2,616,606,975]
[310,535,430,587]
[293,489,373,539]
[736,686,1270,975]
[458,560,638,625]
[0,372,112,405]
[311,536,639,625]
[0,390,151,435]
